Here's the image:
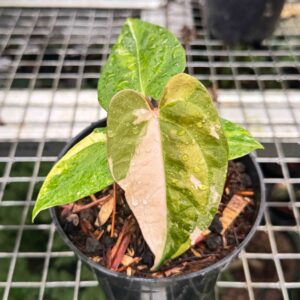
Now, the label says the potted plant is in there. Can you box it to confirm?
[32,19,265,299]
[202,0,286,45]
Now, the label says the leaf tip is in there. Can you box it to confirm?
[257,142,264,150]
[31,206,39,223]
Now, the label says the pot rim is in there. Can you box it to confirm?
[50,118,266,283]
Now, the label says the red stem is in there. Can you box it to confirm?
[73,194,111,214]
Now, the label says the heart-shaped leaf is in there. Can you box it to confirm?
[159,73,229,226]
[107,73,228,268]
[221,118,264,160]
[32,128,113,221]
[98,18,186,111]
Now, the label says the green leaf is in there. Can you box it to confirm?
[106,89,152,181]
[221,118,264,160]
[98,18,186,111]
[159,73,228,260]
[107,73,228,269]
[32,128,113,221]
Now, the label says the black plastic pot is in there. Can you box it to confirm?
[50,120,265,300]
[203,0,286,44]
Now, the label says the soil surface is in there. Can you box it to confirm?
[59,161,257,278]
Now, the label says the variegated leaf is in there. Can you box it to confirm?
[32,128,113,221]
[107,73,228,269]
[221,118,264,160]
[98,18,186,110]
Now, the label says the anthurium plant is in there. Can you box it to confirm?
[33,19,263,269]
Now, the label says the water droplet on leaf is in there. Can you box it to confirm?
[199,185,207,191]
[132,127,139,134]
[182,154,188,161]
[132,198,139,206]
[193,166,201,173]
[107,130,114,138]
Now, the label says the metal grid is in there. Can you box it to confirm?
[0,1,299,299]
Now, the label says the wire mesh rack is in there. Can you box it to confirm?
[0,0,299,299]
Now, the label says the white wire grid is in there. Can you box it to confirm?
[0,1,299,299]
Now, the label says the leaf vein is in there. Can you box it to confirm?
[127,20,145,95]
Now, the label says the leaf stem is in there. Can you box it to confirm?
[90,194,98,202]
[73,194,111,214]
[108,217,133,270]
[110,183,117,238]
[145,96,154,110]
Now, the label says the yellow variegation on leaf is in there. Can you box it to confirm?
[107,73,228,269]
